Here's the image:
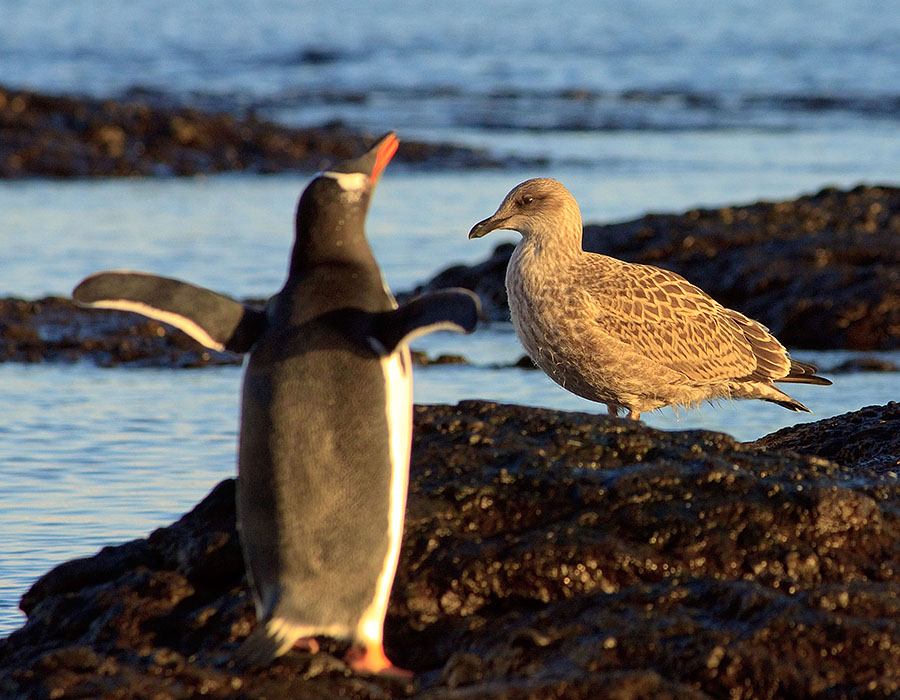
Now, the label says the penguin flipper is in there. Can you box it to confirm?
[370,288,481,355]
[72,271,266,353]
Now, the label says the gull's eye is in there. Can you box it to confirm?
[521,195,534,206]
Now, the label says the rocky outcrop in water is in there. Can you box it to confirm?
[6,182,900,368]
[0,296,243,367]
[3,185,900,364]
[0,85,517,178]
[751,401,900,473]
[420,184,900,351]
[0,297,462,368]
[3,400,900,699]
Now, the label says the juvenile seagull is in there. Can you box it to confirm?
[468,178,831,420]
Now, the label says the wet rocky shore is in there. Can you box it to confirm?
[0,84,527,178]
[2,399,900,699]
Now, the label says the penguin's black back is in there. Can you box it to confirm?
[237,306,399,631]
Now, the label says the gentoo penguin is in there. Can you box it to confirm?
[73,133,480,675]
[468,177,829,420]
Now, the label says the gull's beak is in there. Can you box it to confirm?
[468,215,509,239]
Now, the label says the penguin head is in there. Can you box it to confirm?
[290,132,399,273]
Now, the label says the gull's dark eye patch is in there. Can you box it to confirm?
[521,195,534,206]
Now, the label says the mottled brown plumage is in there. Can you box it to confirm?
[469,178,830,420]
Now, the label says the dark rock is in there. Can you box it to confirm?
[405,243,516,321]
[750,401,900,473]
[0,296,244,367]
[3,400,900,698]
[426,185,900,350]
[0,297,471,368]
[410,350,469,366]
[486,355,538,370]
[0,85,508,178]
[825,356,900,373]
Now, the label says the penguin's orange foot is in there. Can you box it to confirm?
[292,637,321,654]
[344,643,413,678]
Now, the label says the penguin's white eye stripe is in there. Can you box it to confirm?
[322,171,368,191]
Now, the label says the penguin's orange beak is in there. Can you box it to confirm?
[371,133,399,183]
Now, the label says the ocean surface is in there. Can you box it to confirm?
[2,0,900,635]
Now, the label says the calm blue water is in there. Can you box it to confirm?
[3,0,900,133]
[2,0,900,635]
[0,0,900,137]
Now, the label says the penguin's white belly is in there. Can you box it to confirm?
[356,347,412,644]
